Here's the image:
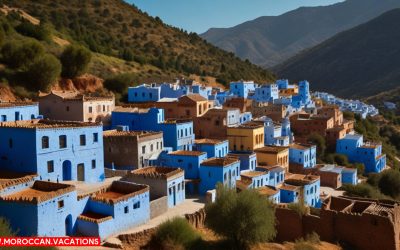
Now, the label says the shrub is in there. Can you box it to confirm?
[152,217,200,249]
[288,201,310,217]
[293,232,321,250]
[25,54,61,91]
[60,45,92,78]
[378,169,400,199]
[205,184,276,249]
[307,133,326,160]
[342,183,386,199]
[15,21,51,42]
[104,73,137,94]
[0,217,14,236]
[1,40,44,69]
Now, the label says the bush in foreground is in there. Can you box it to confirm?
[205,184,276,249]
[293,232,321,250]
[151,217,200,249]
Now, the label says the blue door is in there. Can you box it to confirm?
[62,161,72,181]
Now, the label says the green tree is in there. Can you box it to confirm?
[1,40,44,69]
[25,54,61,91]
[104,73,137,94]
[307,133,326,159]
[60,45,92,78]
[15,21,51,42]
[151,217,200,249]
[0,217,14,236]
[333,154,349,166]
[205,184,276,249]
[378,170,400,199]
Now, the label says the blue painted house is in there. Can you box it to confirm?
[0,102,39,122]
[128,84,161,103]
[111,107,195,151]
[156,151,208,180]
[239,112,253,124]
[229,81,256,98]
[279,184,300,204]
[123,167,185,208]
[336,134,386,173]
[257,186,280,203]
[0,179,150,240]
[256,165,285,187]
[199,157,240,194]
[254,116,292,146]
[228,151,257,171]
[251,84,279,102]
[192,85,212,99]
[289,143,317,169]
[284,174,321,207]
[237,171,270,190]
[0,120,105,183]
[193,139,229,158]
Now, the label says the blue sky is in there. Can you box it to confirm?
[128,0,343,33]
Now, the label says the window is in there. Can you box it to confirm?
[42,136,49,149]
[103,105,106,112]
[66,106,70,112]
[135,92,138,97]
[47,161,54,173]
[93,133,98,143]
[150,144,154,152]
[59,135,67,148]
[208,172,211,178]
[1,115,7,121]
[8,138,12,148]
[142,146,146,154]
[133,201,140,209]
[178,183,181,191]
[80,135,86,146]
[58,200,64,209]
[124,206,129,213]
[157,142,159,149]
[88,106,93,113]
[92,160,96,169]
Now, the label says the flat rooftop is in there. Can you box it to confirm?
[257,165,284,172]
[168,150,206,157]
[0,181,75,204]
[285,174,320,186]
[129,166,183,180]
[194,138,227,145]
[91,181,149,205]
[279,183,300,192]
[257,186,279,197]
[163,118,192,124]
[0,102,38,108]
[0,119,101,129]
[290,143,315,150]
[255,146,288,154]
[103,130,162,138]
[236,121,264,129]
[241,171,267,178]
[201,157,239,167]
[113,106,152,113]
[228,151,256,157]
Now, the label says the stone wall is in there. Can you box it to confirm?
[104,168,128,178]
[150,196,168,219]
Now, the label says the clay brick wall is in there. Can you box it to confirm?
[275,208,303,242]
[150,196,168,219]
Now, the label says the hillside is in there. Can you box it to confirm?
[201,0,400,68]
[275,9,400,99]
[0,0,274,100]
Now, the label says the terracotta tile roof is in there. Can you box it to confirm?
[0,102,38,108]
[257,186,279,197]
[0,171,38,191]
[241,171,266,178]
[168,150,206,156]
[0,181,75,204]
[255,146,289,154]
[128,167,183,180]
[181,94,207,102]
[103,130,162,138]
[91,181,149,205]
[194,138,227,145]
[284,174,320,186]
[279,184,300,192]
[0,119,101,129]
[201,157,239,167]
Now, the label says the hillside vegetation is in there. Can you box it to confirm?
[275,9,400,99]
[0,0,273,90]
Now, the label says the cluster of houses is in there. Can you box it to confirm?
[313,91,379,118]
[0,79,386,240]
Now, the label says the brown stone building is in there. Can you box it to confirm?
[223,97,252,113]
[251,102,287,121]
[275,196,400,250]
[39,91,115,126]
[103,129,163,170]
[227,121,265,152]
[194,108,240,139]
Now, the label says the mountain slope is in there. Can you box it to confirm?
[2,0,273,85]
[201,0,400,68]
[275,9,400,99]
